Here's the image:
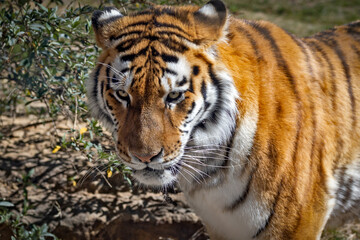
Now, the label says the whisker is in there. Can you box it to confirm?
[176,167,191,184]
[182,162,210,179]
[181,166,202,184]
[97,62,124,77]
[78,160,107,185]
[182,159,243,169]
[182,153,238,163]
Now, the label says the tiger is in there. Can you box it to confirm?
[86,0,360,239]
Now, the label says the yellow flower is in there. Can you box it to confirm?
[79,127,87,135]
[72,180,77,187]
[107,169,113,178]
[52,145,61,153]
[71,137,75,141]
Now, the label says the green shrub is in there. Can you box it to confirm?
[0,0,206,238]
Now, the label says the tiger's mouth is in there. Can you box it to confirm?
[131,161,182,188]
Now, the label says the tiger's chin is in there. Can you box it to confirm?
[132,167,180,188]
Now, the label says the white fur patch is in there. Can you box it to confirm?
[161,55,191,92]
[179,110,259,238]
[111,57,132,91]
[318,176,337,239]
[98,9,122,22]
[198,4,217,18]
[191,68,239,146]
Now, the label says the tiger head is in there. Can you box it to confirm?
[87,0,238,188]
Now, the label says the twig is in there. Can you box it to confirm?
[95,165,112,188]
[73,95,78,130]
[8,118,63,134]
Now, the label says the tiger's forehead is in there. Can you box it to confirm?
[112,6,198,38]
[107,7,200,96]
[111,42,192,96]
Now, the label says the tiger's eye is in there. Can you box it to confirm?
[166,91,183,104]
[118,90,129,98]
[168,92,180,99]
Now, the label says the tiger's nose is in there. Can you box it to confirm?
[132,149,163,163]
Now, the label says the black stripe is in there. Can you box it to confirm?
[346,22,360,42]
[154,7,176,17]
[151,46,159,56]
[223,123,237,167]
[165,68,177,76]
[131,9,153,17]
[252,179,282,238]
[207,66,222,125]
[116,39,136,52]
[143,35,159,42]
[320,37,356,127]
[121,54,136,62]
[158,39,189,53]
[201,80,207,102]
[111,73,121,83]
[179,129,189,134]
[110,30,143,41]
[236,25,261,59]
[120,21,149,32]
[336,166,347,202]
[120,68,129,74]
[177,76,187,87]
[100,81,105,102]
[157,31,194,44]
[188,77,194,93]
[105,100,113,111]
[154,20,191,38]
[121,46,149,62]
[192,65,200,76]
[135,67,142,75]
[247,22,299,100]
[108,92,117,102]
[93,66,101,100]
[152,58,160,65]
[306,40,337,111]
[313,30,335,41]
[161,54,178,63]
[352,44,360,60]
[105,64,111,91]
[342,176,354,205]
[101,81,115,118]
[200,80,211,111]
[225,171,253,211]
[247,22,302,165]
[293,39,318,162]
[186,106,204,125]
[130,65,136,73]
[197,125,237,188]
[347,27,360,42]
[346,21,360,28]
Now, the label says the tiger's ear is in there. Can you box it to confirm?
[92,7,123,49]
[193,0,227,44]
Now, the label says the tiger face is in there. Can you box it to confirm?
[87,1,238,187]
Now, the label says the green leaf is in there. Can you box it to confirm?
[8,37,16,46]
[29,23,45,31]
